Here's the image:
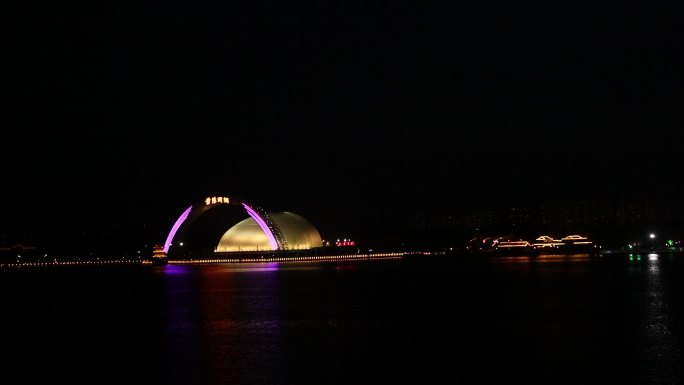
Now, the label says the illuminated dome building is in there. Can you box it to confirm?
[216,212,323,252]
[163,196,325,259]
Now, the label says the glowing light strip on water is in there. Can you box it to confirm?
[163,206,193,253]
[242,203,279,250]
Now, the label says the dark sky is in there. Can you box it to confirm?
[4,1,683,241]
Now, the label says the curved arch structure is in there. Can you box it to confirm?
[163,205,193,253]
[242,203,278,250]
[163,196,286,258]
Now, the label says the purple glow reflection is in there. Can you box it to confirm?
[242,203,279,250]
[163,264,192,275]
[252,262,280,272]
[163,206,193,253]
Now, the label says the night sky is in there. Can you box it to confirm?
[4,1,683,244]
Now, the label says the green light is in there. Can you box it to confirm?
[629,255,634,261]
[667,240,674,247]
[637,255,641,261]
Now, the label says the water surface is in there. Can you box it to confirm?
[2,254,682,384]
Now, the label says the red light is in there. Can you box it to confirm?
[335,240,355,247]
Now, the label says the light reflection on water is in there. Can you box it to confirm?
[642,253,677,384]
[163,261,285,385]
[2,255,683,385]
[155,256,684,384]
[489,255,534,264]
[488,253,593,264]
[162,262,329,274]
[161,263,192,275]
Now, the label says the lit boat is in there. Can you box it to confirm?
[493,238,536,256]
[533,234,597,254]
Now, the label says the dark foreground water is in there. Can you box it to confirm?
[2,254,683,385]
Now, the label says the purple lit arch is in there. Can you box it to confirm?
[242,203,279,250]
[163,198,282,256]
[163,205,193,253]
